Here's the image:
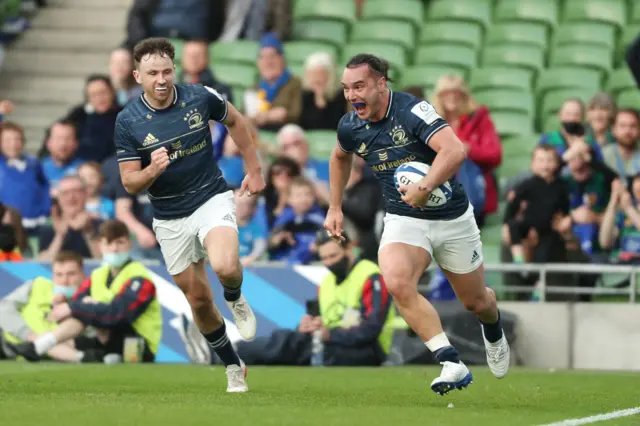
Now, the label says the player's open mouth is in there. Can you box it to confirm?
[155,87,168,94]
[352,102,366,114]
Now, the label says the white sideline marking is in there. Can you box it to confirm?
[538,407,640,426]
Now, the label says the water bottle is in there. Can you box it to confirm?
[311,329,324,367]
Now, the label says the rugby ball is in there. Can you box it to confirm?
[394,161,453,208]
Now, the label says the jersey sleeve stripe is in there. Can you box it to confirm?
[219,100,229,122]
[424,122,449,146]
[337,139,350,153]
[117,156,142,162]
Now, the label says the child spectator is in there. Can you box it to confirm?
[235,190,269,266]
[504,145,571,264]
[268,177,325,264]
[264,156,301,228]
[599,177,640,263]
[77,161,115,221]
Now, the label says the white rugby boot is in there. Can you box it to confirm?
[226,360,248,393]
[482,329,511,379]
[226,294,257,341]
[430,361,473,395]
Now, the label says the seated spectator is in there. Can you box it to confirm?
[40,120,84,195]
[243,0,292,42]
[601,109,640,183]
[179,40,232,99]
[38,175,101,260]
[10,220,162,363]
[0,203,28,260]
[599,177,640,263]
[503,145,571,265]
[268,177,325,264]
[109,47,142,106]
[277,124,330,205]
[586,92,616,148]
[0,252,103,362]
[0,122,50,234]
[233,230,394,366]
[77,162,115,221]
[298,52,346,130]
[264,156,301,228]
[247,33,302,130]
[431,74,502,224]
[235,189,269,266]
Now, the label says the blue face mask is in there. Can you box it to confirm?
[53,285,76,299]
[103,251,131,268]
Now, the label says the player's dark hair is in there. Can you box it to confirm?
[346,54,394,83]
[99,219,130,242]
[53,251,84,269]
[133,37,175,68]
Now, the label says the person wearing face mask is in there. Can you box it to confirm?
[0,251,103,362]
[226,230,395,367]
[8,220,162,363]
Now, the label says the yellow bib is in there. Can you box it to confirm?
[4,277,57,344]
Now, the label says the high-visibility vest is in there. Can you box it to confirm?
[4,277,57,344]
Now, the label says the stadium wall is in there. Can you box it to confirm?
[0,262,639,371]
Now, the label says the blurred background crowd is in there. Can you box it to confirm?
[0,0,639,302]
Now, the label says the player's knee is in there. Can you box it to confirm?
[186,289,214,311]
[462,293,493,315]
[211,259,241,283]
[385,276,416,304]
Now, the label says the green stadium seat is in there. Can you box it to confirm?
[211,41,259,66]
[306,130,336,159]
[542,114,560,133]
[553,23,616,51]
[360,0,424,30]
[616,25,640,66]
[497,155,533,187]
[563,0,626,30]
[258,130,279,149]
[485,23,548,49]
[607,67,637,97]
[3,0,21,18]
[341,42,408,70]
[491,111,534,137]
[474,89,535,115]
[420,21,483,50]
[481,44,545,79]
[400,66,465,93]
[502,134,539,157]
[289,62,304,78]
[469,68,533,93]
[535,67,602,96]
[284,41,339,65]
[169,38,185,62]
[231,87,245,113]
[350,20,415,53]
[481,226,503,250]
[292,19,349,48]
[539,89,593,122]
[494,0,558,32]
[427,0,492,32]
[633,1,640,23]
[414,44,476,75]
[617,89,640,110]
[293,0,357,25]
[549,44,612,77]
[213,63,257,89]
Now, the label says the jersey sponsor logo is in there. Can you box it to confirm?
[389,125,409,145]
[411,101,441,126]
[184,109,204,130]
[168,139,207,161]
[143,133,160,146]
[371,154,416,172]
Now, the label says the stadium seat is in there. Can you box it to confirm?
[607,67,637,97]
[617,89,640,110]
[562,0,625,30]
[539,89,593,123]
[553,23,616,51]
[258,130,279,149]
[616,25,640,66]
[293,0,357,25]
[284,41,339,65]
[481,45,545,79]
[231,87,245,113]
[341,42,408,70]
[494,0,558,32]
[498,136,536,179]
[474,89,535,116]
[2,0,21,19]
[211,41,259,66]
[292,19,349,48]
[426,0,492,32]
[360,0,424,31]
[306,130,336,159]
[481,226,503,250]
[212,63,257,89]
[549,44,612,77]
[420,21,483,50]
[535,67,602,97]
[485,23,548,50]
[350,20,415,53]
[469,68,533,93]
[633,1,640,23]
[490,111,534,138]
[414,44,477,75]
[169,38,184,62]
[401,65,466,93]
[542,114,560,133]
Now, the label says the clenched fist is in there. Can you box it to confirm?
[149,147,170,177]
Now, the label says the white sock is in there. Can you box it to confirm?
[75,351,85,363]
[34,333,57,355]
[425,332,452,353]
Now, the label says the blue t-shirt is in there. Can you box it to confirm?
[238,211,268,257]
[41,157,84,189]
[0,155,51,220]
[270,205,325,264]
[218,155,244,189]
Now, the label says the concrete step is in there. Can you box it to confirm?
[23,126,47,153]
[48,0,133,8]
[13,28,123,52]
[2,50,108,76]
[7,103,73,129]
[0,75,85,104]
[31,7,128,30]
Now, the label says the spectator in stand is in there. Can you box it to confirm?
[268,177,325,264]
[264,156,301,228]
[0,99,14,122]
[247,33,302,131]
[586,92,617,148]
[599,177,640,264]
[109,47,142,107]
[277,124,330,206]
[0,122,50,235]
[243,0,292,42]
[0,203,28,260]
[235,189,269,266]
[77,162,115,221]
[601,109,640,184]
[431,74,502,225]
[38,175,101,260]
[179,40,233,99]
[40,120,84,195]
[298,52,346,131]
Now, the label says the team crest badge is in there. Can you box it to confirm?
[184,109,204,129]
[390,125,409,145]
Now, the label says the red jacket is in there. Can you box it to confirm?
[454,106,502,215]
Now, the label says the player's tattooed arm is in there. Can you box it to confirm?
[418,127,467,193]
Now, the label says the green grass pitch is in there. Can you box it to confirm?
[1,363,639,426]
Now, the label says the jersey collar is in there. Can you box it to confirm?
[384,89,394,119]
[140,85,179,112]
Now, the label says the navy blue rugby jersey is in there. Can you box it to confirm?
[114,84,230,220]
[337,90,469,220]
